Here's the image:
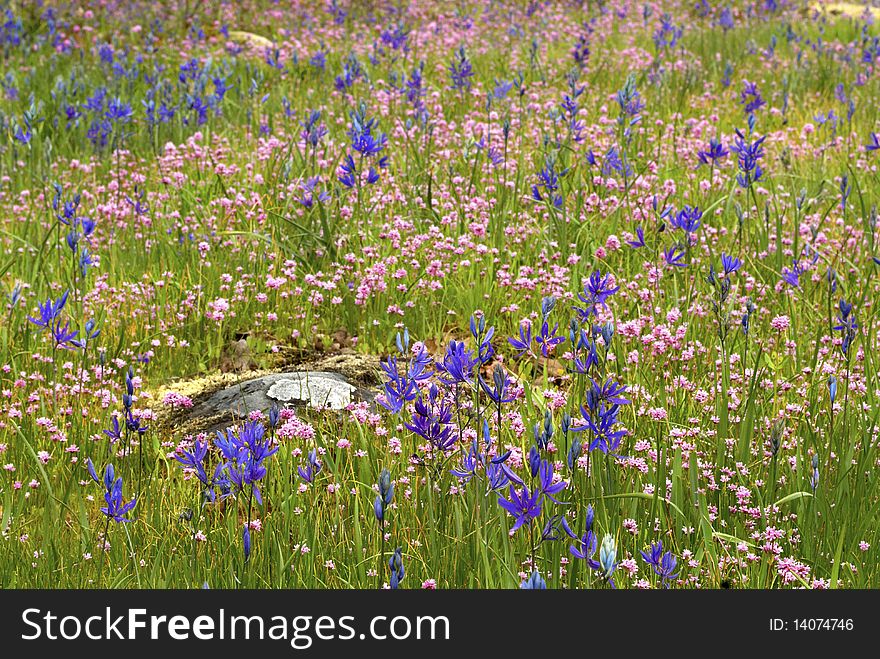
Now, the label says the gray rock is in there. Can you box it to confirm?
[179,371,373,435]
[266,372,356,410]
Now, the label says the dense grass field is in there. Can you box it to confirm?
[1,0,880,589]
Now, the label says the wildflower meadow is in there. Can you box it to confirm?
[2,0,880,592]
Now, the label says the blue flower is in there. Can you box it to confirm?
[531,158,565,208]
[448,46,474,92]
[213,421,277,505]
[833,299,858,356]
[436,340,477,386]
[27,290,69,330]
[640,540,679,587]
[497,483,542,534]
[572,398,627,455]
[575,270,620,320]
[388,548,405,589]
[480,365,516,406]
[672,205,702,233]
[405,392,455,452]
[586,378,631,408]
[520,571,547,589]
[781,259,803,287]
[243,525,251,562]
[348,103,387,157]
[175,439,211,485]
[721,253,742,275]
[297,449,322,484]
[374,468,394,523]
[568,505,600,568]
[100,471,137,523]
[508,321,533,358]
[538,460,567,503]
[300,110,328,147]
[469,314,495,364]
[663,246,687,268]
[627,226,646,248]
[535,320,565,357]
[739,81,766,114]
[731,127,766,188]
[653,13,683,50]
[601,145,632,178]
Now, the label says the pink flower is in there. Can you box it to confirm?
[770,315,790,332]
[162,392,194,408]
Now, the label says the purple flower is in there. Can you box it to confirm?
[449,46,474,92]
[297,449,322,484]
[388,547,405,589]
[731,127,766,188]
[739,81,766,114]
[27,290,69,330]
[497,483,542,534]
[520,571,547,589]
[575,270,620,320]
[535,320,565,357]
[672,205,702,233]
[480,365,516,406]
[243,525,251,562]
[538,460,567,504]
[697,138,729,165]
[405,392,455,452]
[721,253,742,275]
[641,540,679,587]
[101,472,137,523]
[374,468,393,523]
[436,340,478,385]
[508,321,533,358]
[627,226,646,248]
[663,246,687,267]
[781,259,803,288]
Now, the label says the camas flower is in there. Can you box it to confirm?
[520,571,547,589]
[627,225,646,248]
[508,321,533,358]
[388,548,405,589]
[297,449,322,484]
[436,340,478,386]
[480,364,517,406]
[586,378,631,409]
[640,540,679,587]
[721,253,742,275]
[214,420,277,505]
[575,270,620,320]
[697,138,729,166]
[448,46,474,92]
[535,320,565,357]
[405,389,455,452]
[88,460,136,523]
[27,290,69,330]
[731,126,766,188]
[374,468,394,523]
[497,483,542,534]
[663,246,687,267]
[739,81,766,114]
[672,205,702,233]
